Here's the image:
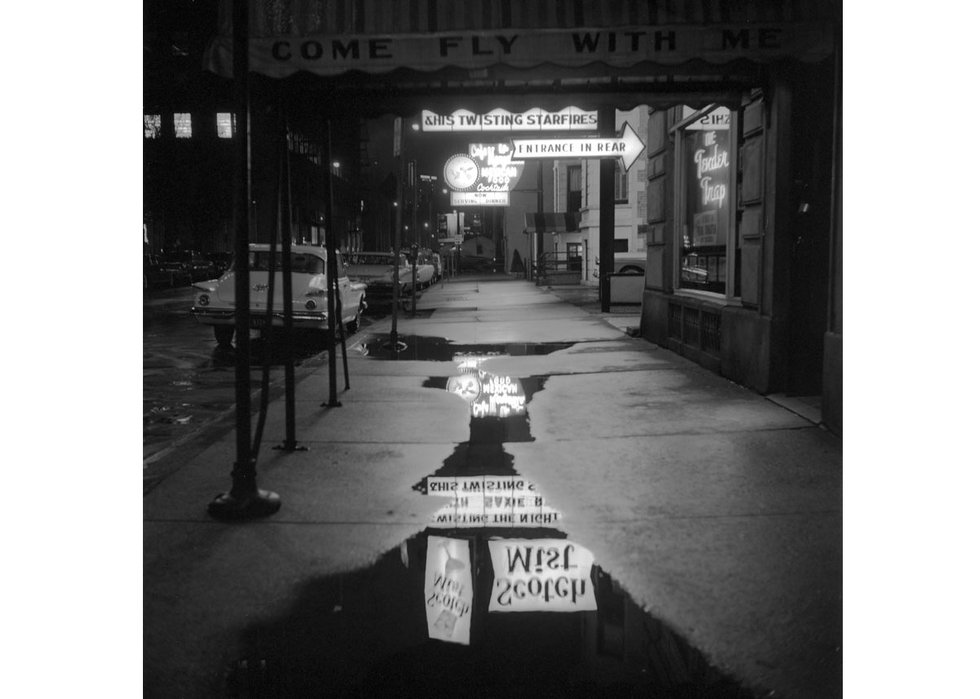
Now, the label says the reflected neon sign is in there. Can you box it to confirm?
[446,359,527,419]
[423,475,562,528]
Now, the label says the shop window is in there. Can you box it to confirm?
[144,114,162,139]
[216,113,235,138]
[567,165,582,211]
[614,162,629,203]
[174,113,192,138]
[679,107,732,294]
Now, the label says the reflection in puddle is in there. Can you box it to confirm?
[362,335,573,361]
[230,346,756,697]
[209,330,331,368]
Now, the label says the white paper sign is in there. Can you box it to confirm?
[488,539,597,612]
[424,536,474,645]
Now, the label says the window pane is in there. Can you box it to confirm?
[680,107,731,294]
[144,114,162,139]
[216,113,235,138]
[174,113,192,138]
[249,251,324,275]
[614,163,629,202]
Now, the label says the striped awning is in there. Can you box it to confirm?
[205,0,840,79]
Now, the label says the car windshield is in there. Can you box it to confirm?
[248,251,324,275]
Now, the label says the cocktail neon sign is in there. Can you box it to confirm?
[443,143,526,194]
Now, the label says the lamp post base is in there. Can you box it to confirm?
[207,489,281,520]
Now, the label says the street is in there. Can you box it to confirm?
[143,284,392,491]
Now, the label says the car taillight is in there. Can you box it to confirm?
[197,294,210,306]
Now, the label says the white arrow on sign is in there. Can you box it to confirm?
[512,122,646,170]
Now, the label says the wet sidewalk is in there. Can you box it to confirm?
[144,276,841,698]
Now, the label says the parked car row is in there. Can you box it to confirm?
[173,244,444,346]
[345,249,444,298]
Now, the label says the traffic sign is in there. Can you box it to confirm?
[512,122,646,170]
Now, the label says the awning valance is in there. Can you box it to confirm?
[524,212,581,233]
[205,0,839,79]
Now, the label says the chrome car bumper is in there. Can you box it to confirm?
[191,308,330,329]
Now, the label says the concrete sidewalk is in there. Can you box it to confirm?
[144,276,841,698]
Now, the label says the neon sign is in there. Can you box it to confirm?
[443,144,526,209]
[422,107,598,133]
[694,131,729,206]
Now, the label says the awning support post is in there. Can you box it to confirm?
[599,106,615,313]
[208,0,281,519]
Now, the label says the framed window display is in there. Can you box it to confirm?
[675,106,736,296]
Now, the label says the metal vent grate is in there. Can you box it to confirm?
[668,303,683,340]
[668,301,721,357]
[701,311,721,353]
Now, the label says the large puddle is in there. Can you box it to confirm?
[229,341,757,697]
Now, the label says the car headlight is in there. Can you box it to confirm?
[197,294,210,306]
[305,299,317,310]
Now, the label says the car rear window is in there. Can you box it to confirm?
[248,251,324,275]
[348,254,396,265]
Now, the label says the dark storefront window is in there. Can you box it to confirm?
[679,107,732,294]
[566,165,582,211]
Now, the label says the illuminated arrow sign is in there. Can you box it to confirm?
[512,122,646,171]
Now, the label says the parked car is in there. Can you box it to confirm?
[405,249,435,287]
[346,251,416,296]
[204,251,233,276]
[161,249,218,283]
[606,256,647,305]
[190,244,367,346]
[144,253,188,289]
[427,251,444,282]
[680,264,709,285]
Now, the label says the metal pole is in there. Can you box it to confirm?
[599,106,615,312]
[536,162,544,282]
[276,94,304,452]
[323,117,341,407]
[390,118,403,350]
[412,160,420,247]
[208,0,280,519]
[331,253,351,389]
